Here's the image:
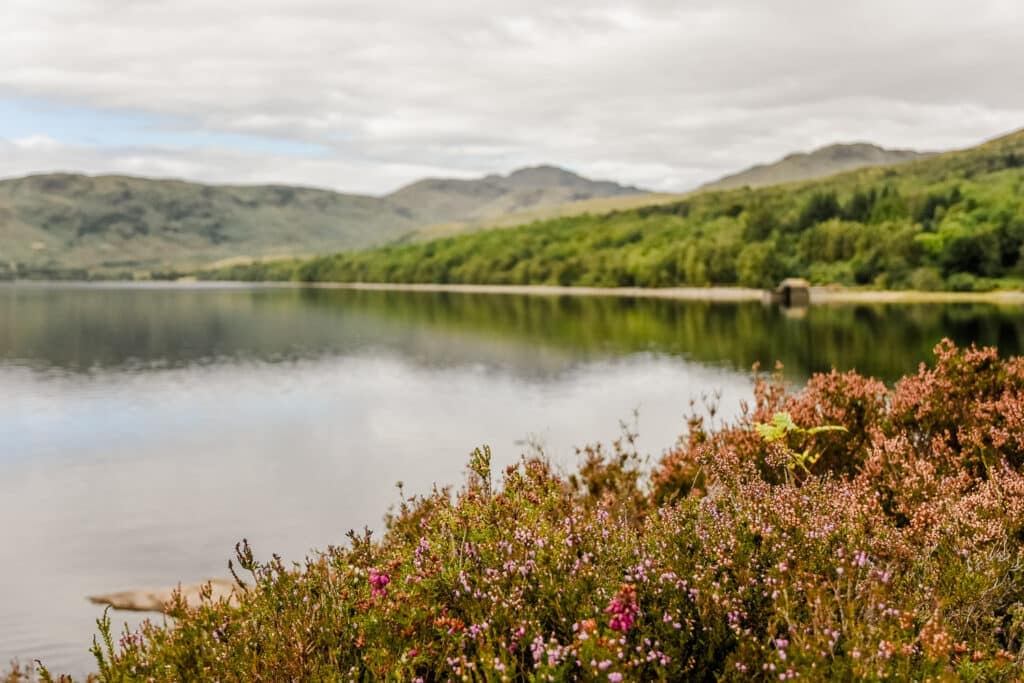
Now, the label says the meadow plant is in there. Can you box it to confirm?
[14,340,1024,680]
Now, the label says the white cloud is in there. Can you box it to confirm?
[1,0,1022,193]
[11,134,61,150]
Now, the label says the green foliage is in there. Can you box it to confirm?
[795,191,841,231]
[756,411,847,478]
[842,187,877,222]
[735,240,784,288]
[908,266,944,291]
[741,203,778,241]
[210,130,1024,291]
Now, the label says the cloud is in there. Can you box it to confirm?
[1,0,1022,193]
[11,134,61,150]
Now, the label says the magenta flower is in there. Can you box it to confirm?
[605,584,640,633]
[369,568,391,598]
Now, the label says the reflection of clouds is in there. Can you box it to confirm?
[0,285,593,378]
[0,353,749,676]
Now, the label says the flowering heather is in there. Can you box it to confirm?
[19,340,1024,680]
[368,568,391,598]
[605,584,640,634]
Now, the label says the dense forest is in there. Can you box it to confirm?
[207,130,1024,291]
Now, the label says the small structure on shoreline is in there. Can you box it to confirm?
[765,278,811,307]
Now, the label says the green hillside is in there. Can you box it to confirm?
[0,167,643,279]
[0,174,416,278]
[211,129,1024,291]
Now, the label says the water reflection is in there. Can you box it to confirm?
[2,283,1023,380]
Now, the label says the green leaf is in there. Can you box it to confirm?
[756,412,799,443]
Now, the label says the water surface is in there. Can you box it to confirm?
[3,283,1024,675]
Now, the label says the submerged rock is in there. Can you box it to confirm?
[88,578,238,613]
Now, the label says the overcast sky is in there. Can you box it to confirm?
[1,0,1022,194]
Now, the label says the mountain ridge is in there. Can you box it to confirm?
[0,165,644,275]
[702,142,932,191]
[384,165,645,225]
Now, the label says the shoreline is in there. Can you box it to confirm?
[248,281,1024,305]
[4,279,1024,304]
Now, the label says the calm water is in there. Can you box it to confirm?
[3,283,1024,675]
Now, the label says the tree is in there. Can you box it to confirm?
[842,188,876,223]
[941,228,1002,277]
[795,192,840,231]
[680,243,709,285]
[736,241,783,288]
[742,204,777,241]
[869,184,907,223]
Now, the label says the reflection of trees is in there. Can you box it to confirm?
[297,289,1023,381]
[2,285,1023,382]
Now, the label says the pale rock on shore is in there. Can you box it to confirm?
[88,579,238,613]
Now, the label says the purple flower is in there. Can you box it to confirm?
[605,584,640,634]
[369,568,390,598]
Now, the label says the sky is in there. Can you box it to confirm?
[1,0,1022,195]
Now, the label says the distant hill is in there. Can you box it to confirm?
[0,166,645,276]
[0,174,415,276]
[387,165,645,226]
[702,143,932,191]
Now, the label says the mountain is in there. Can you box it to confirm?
[0,174,415,276]
[702,143,932,191]
[385,165,645,225]
[224,128,1024,292]
[0,166,645,276]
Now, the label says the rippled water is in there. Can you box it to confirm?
[3,282,1024,675]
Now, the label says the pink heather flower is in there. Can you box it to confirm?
[369,568,390,598]
[605,584,640,633]
[608,674,623,682]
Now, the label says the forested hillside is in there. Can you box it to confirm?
[210,130,1024,291]
[0,167,643,278]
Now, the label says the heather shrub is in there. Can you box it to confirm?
[654,339,1024,503]
[20,340,1024,680]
